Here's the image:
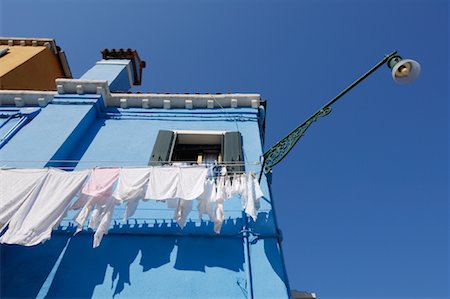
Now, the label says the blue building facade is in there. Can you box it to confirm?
[0,46,290,298]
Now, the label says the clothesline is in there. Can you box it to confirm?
[43,167,257,174]
[1,165,260,175]
[0,165,264,248]
[0,160,260,165]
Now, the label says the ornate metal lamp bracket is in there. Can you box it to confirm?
[260,51,399,179]
[262,107,332,174]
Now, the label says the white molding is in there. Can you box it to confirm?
[120,98,128,109]
[0,79,261,109]
[0,37,59,54]
[163,99,171,109]
[142,98,150,109]
[14,97,24,107]
[37,97,48,107]
[76,85,84,95]
[96,60,130,66]
[0,90,55,107]
[173,130,226,135]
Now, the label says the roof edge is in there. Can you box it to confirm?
[0,83,261,109]
[0,37,72,78]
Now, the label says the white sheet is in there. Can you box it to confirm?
[242,173,264,221]
[145,166,207,201]
[177,166,208,200]
[0,169,89,246]
[145,166,179,200]
[197,179,216,221]
[174,199,193,229]
[0,169,48,232]
[112,167,151,219]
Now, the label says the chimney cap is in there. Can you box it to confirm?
[101,48,146,86]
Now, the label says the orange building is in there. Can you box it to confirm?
[0,37,72,90]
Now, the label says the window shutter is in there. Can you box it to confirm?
[222,131,244,173]
[148,130,175,166]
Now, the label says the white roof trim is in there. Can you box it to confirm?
[0,79,261,109]
[0,90,55,107]
[109,93,260,109]
[0,37,59,54]
[174,130,226,135]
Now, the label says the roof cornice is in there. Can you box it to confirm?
[0,79,260,109]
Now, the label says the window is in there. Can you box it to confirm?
[171,133,222,163]
[148,130,244,173]
[0,108,40,150]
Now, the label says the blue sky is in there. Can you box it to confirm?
[1,0,448,298]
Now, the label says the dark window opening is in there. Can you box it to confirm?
[171,143,221,163]
[149,130,244,173]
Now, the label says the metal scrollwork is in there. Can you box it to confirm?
[318,107,332,117]
[259,51,399,178]
[262,107,333,174]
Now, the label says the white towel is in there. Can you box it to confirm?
[215,176,227,203]
[240,174,248,209]
[92,195,116,248]
[214,202,224,234]
[145,166,207,201]
[231,174,242,197]
[174,199,193,229]
[112,167,151,220]
[224,176,232,199]
[242,173,264,221]
[213,176,227,233]
[0,169,89,246]
[177,166,208,200]
[253,175,264,211]
[0,168,48,232]
[145,166,179,200]
[197,179,216,220]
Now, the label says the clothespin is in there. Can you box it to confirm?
[220,166,227,176]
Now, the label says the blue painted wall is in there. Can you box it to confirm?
[80,60,133,92]
[0,61,290,299]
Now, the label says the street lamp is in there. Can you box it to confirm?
[388,55,421,84]
[260,51,421,179]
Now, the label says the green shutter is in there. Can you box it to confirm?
[148,130,175,166]
[222,131,244,173]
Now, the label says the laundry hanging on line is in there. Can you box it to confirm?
[112,167,151,220]
[72,167,121,248]
[0,165,265,248]
[0,169,90,246]
[0,168,49,232]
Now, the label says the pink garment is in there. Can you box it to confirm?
[81,168,120,199]
[71,167,120,210]
[73,168,120,248]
